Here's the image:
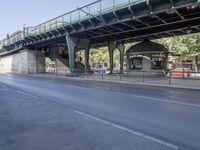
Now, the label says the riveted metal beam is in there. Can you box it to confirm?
[49,31,58,37]
[70,24,77,32]
[97,28,114,34]
[87,30,102,36]
[82,31,97,37]
[120,22,137,29]
[194,26,200,30]
[166,31,176,36]
[79,22,86,30]
[174,9,185,20]
[45,32,54,38]
[36,35,44,40]
[128,5,135,18]
[55,29,64,36]
[152,14,167,24]
[1,0,200,55]
[78,7,125,32]
[40,34,48,39]
[146,0,153,13]
[135,19,151,27]
[113,11,120,22]
[97,16,116,34]
[89,16,200,40]
[170,0,174,8]
[177,29,185,33]
[25,37,36,42]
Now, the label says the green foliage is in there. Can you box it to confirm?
[156,33,200,58]
[81,33,200,67]
[87,43,135,67]
[89,48,109,65]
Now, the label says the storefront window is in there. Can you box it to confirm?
[130,57,142,70]
[151,54,165,69]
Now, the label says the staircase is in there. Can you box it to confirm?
[56,55,70,75]
[55,53,87,75]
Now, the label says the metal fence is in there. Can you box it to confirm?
[55,69,200,88]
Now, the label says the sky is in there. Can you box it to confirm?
[0,0,95,39]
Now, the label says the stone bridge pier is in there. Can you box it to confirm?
[0,49,45,74]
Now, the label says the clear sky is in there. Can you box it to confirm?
[0,0,95,39]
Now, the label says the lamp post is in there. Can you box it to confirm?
[23,24,26,37]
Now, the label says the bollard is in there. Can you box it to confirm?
[169,71,172,85]
[142,70,145,83]
[87,71,89,79]
[82,70,84,78]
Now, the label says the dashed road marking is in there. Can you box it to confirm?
[17,90,39,99]
[131,94,200,108]
[73,110,178,150]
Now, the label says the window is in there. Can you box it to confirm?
[151,54,165,69]
[130,57,142,70]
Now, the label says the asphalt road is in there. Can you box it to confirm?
[0,74,200,150]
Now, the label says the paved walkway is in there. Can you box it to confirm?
[25,73,200,91]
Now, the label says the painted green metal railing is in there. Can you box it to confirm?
[0,0,144,51]
[24,0,144,37]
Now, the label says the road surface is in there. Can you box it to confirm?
[0,74,200,150]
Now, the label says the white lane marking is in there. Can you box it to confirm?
[64,84,91,90]
[131,94,200,108]
[73,110,178,150]
[17,90,39,99]
[104,87,111,90]
[0,83,6,88]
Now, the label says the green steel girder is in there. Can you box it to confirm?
[90,17,200,44]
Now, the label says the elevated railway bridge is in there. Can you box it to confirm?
[0,0,200,74]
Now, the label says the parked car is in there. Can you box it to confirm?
[95,67,106,74]
[170,68,192,77]
[113,67,121,74]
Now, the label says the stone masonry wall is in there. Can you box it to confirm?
[0,49,45,74]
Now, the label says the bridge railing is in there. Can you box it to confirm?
[24,1,102,37]
[0,39,8,53]
[0,0,144,50]
[0,41,2,49]
[0,31,24,50]
[24,0,143,37]
[9,32,24,45]
[2,39,9,47]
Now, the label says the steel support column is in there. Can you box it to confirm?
[66,34,76,73]
[35,49,38,74]
[52,46,57,75]
[108,42,125,74]
[108,43,116,74]
[83,39,90,73]
[117,44,125,74]
[66,33,90,73]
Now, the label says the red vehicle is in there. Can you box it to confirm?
[170,68,192,77]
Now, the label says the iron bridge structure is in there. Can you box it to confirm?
[0,0,200,72]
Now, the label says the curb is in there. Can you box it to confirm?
[26,74,200,91]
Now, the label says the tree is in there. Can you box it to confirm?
[156,33,200,58]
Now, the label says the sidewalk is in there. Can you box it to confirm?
[26,73,200,91]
